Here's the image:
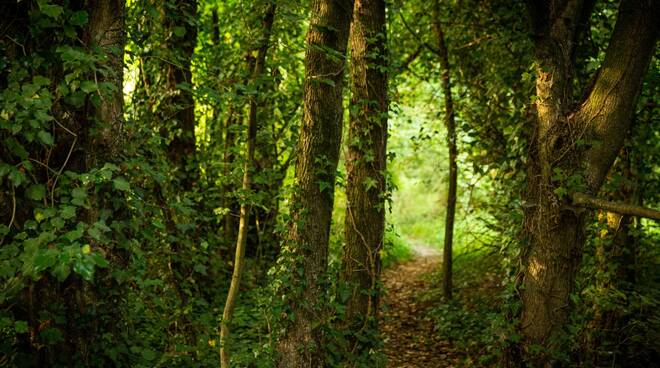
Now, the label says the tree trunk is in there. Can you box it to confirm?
[164,0,198,190]
[432,0,457,301]
[276,0,354,366]
[588,150,638,366]
[220,4,276,367]
[340,0,388,355]
[520,0,659,365]
[85,0,125,168]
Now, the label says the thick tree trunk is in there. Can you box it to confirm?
[520,0,659,365]
[432,0,457,301]
[85,0,125,168]
[340,0,388,355]
[276,0,354,366]
[220,4,276,367]
[164,0,198,190]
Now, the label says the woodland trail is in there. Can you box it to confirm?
[381,242,457,367]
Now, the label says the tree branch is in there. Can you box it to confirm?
[576,0,660,191]
[572,192,660,221]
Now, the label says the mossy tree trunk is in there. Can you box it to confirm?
[163,0,198,190]
[340,0,388,355]
[520,0,659,365]
[277,0,354,366]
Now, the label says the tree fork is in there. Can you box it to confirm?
[520,0,659,365]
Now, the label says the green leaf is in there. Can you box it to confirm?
[90,252,109,268]
[33,249,57,273]
[71,187,87,206]
[14,320,29,334]
[52,262,71,282]
[194,263,207,275]
[69,11,89,26]
[80,80,97,93]
[320,79,336,87]
[141,349,157,361]
[26,184,46,201]
[112,177,130,191]
[60,205,76,220]
[37,130,54,146]
[32,76,51,86]
[173,26,186,37]
[87,227,102,241]
[73,258,94,281]
[38,1,64,18]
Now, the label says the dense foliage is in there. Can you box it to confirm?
[1,0,658,367]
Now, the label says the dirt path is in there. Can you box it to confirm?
[381,243,456,367]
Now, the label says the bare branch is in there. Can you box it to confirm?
[572,192,660,221]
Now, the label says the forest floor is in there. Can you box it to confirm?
[381,242,460,367]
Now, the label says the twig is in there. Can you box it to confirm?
[0,186,17,247]
[50,118,78,205]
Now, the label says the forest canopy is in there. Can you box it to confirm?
[1,0,659,367]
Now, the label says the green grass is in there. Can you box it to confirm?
[381,228,413,268]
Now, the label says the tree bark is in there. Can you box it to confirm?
[85,0,125,169]
[520,0,659,365]
[340,0,388,355]
[164,0,198,190]
[220,4,276,367]
[432,0,457,301]
[276,0,354,366]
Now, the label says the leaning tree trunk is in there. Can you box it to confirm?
[432,0,457,301]
[340,0,388,355]
[520,0,659,365]
[219,4,276,367]
[276,0,354,366]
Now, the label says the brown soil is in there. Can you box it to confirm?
[381,248,458,368]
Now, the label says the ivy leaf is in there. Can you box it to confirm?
[141,349,157,361]
[14,321,29,334]
[33,249,57,273]
[26,184,46,201]
[38,131,54,146]
[60,206,76,220]
[90,252,109,268]
[52,262,71,282]
[80,81,97,94]
[71,187,87,206]
[38,1,64,19]
[194,263,207,275]
[113,177,130,191]
[173,26,186,37]
[73,258,94,282]
[69,11,89,26]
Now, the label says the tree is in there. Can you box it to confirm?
[431,0,457,301]
[520,0,659,364]
[276,0,354,366]
[165,0,198,189]
[219,3,277,367]
[340,0,388,355]
[0,0,126,364]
